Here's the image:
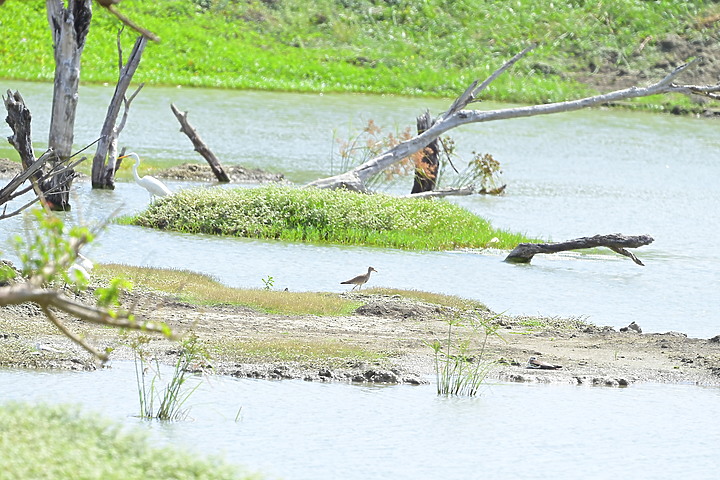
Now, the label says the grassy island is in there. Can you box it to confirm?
[128,185,535,250]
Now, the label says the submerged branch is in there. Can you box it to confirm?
[504,234,654,265]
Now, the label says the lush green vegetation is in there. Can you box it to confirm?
[96,263,361,315]
[127,185,535,250]
[1,0,718,106]
[0,403,254,480]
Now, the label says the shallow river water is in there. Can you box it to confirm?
[1,80,719,478]
[2,363,720,480]
[1,80,718,337]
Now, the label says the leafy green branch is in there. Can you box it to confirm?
[0,208,176,363]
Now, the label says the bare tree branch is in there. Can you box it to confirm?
[307,55,718,192]
[504,234,654,265]
[171,103,231,182]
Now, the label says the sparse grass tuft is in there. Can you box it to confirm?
[128,185,536,250]
[364,287,488,311]
[428,314,499,397]
[95,264,360,316]
[213,338,387,367]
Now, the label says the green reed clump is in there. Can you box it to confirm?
[130,185,534,250]
[132,334,207,421]
[0,403,249,479]
[427,314,500,397]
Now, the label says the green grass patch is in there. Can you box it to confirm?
[213,338,387,366]
[1,1,718,109]
[364,287,488,311]
[95,263,360,316]
[0,402,253,480]
[128,185,536,250]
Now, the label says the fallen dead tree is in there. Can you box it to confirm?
[307,47,720,193]
[504,234,654,266]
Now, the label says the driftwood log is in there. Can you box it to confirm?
[170,103,230,182]
[306,47,720,193]
[91,33,147,189]
[504,234,654,266]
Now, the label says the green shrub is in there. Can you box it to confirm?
[0,402,255,479]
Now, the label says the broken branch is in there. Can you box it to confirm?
[504,234,654,265]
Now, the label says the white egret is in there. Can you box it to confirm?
[118,152,172,199]
[341,266,377,291]
[68,253,93,282]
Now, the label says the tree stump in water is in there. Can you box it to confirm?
[410,110,440,194]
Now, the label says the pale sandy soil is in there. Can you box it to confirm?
[2,287,719,387]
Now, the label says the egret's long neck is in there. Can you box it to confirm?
[132,156,142,182]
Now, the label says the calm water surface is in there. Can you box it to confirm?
[2,363,720,480]
[1,80,718,337]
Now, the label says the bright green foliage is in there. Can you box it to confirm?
[0,1,717,106]
[8,209,94,287]
[130,185,535,250]
[0,403,252,480]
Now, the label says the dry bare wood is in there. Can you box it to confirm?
[91,32,147,189]
[45,0,93,209]
[307,48,720,192]
[504,234,655,265]
[400,185,476,199]
[171,103,230,182]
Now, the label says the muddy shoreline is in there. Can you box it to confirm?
[1,287,719,388]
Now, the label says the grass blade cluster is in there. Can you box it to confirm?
[129,185,534,250]
[132,334,207,421]
[428,315,499,397]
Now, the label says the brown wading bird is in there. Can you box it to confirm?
[341,267,377,291]
[527,357,563,370]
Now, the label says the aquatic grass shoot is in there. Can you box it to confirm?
[428,313,500,397]
[132,334,207,421]
[130,185,536,251]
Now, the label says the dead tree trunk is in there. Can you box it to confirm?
[170,103,230,182]
[306,47,720,192]
[45,0,92,210]
[91,34,147,189]
[504,234,654,266]
[410,111,440,194]
[4,90,51,203]
[4,90,83,216]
